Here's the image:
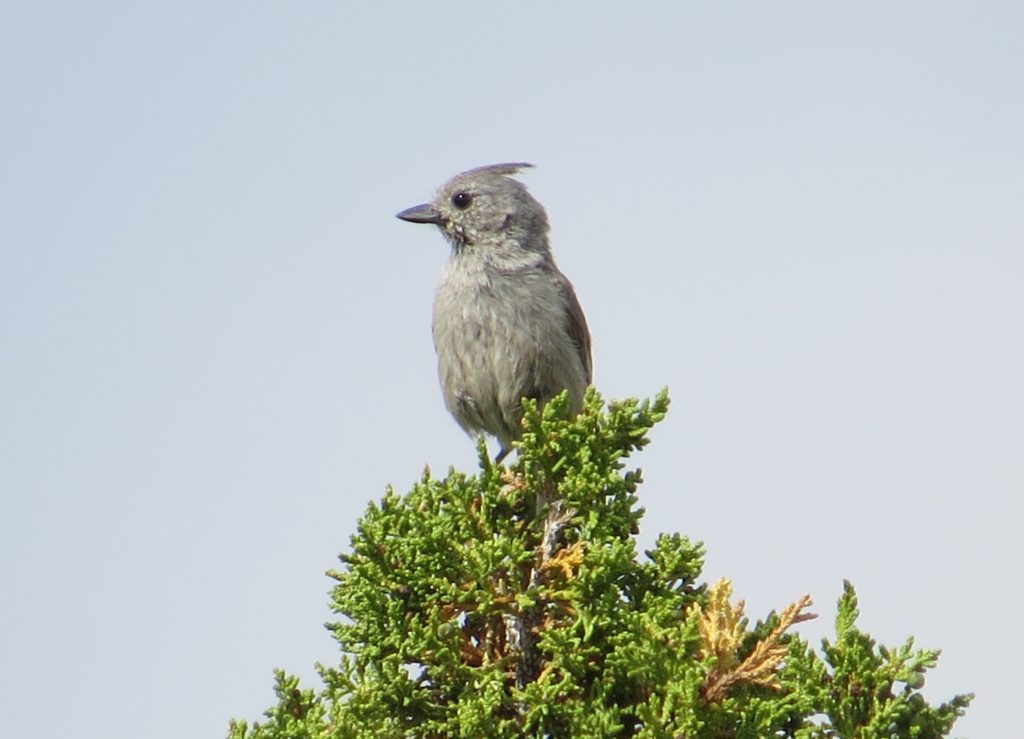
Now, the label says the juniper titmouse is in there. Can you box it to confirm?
[396,163,592,461]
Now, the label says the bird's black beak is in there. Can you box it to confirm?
[396,203,443,225]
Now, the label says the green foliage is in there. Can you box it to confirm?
[229,389,971,738]
[781,582,973,738]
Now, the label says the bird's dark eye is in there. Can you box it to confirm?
[451,191,473,209]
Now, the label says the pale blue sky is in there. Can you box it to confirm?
[2,3,1021,737]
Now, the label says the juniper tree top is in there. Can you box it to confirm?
[230,390,971,738]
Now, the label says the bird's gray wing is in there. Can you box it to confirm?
[555,271,592,385]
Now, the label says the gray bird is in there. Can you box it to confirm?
[396,163,592,462]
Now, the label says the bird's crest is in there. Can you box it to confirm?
[454,162,534,179]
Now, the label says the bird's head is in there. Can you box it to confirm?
[396,163,550,257]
